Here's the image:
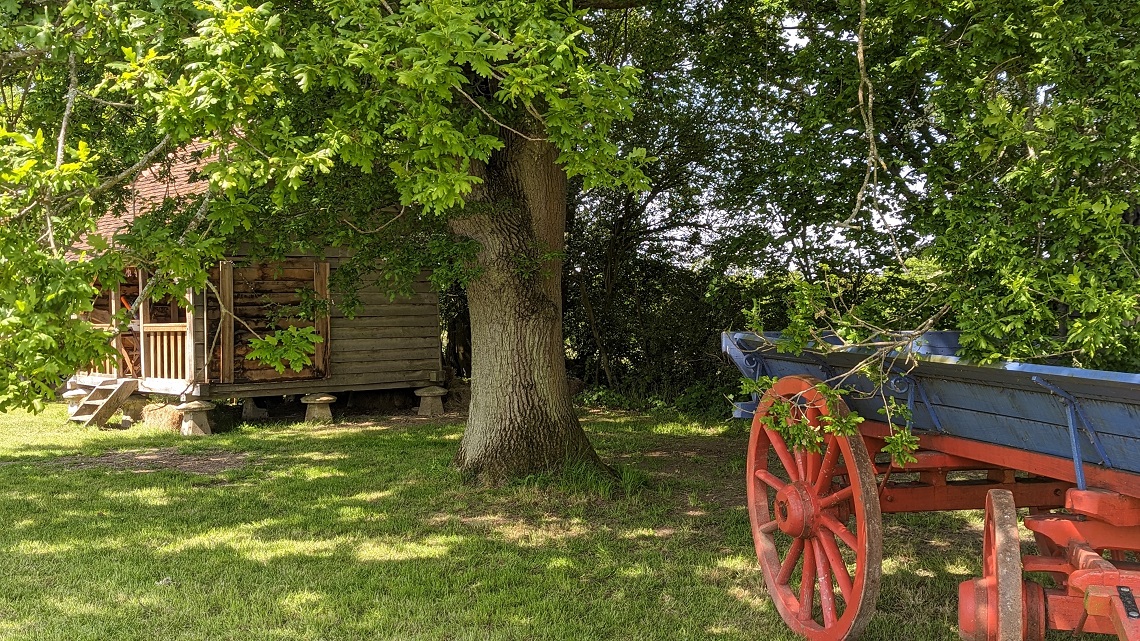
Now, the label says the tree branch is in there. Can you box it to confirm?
[43,52,78,255]
[455,86,544,142]
[92,134,172,196]
[576,0,651,8]
[0,48,47,64]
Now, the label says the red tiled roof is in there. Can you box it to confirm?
[78,142,213,252]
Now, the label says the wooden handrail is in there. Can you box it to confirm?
[142,323,188,331]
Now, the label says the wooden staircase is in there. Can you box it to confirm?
[68,379,139,427]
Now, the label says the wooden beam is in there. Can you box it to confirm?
[109,281,122,377]
[138,269,148,379]
[184,288,196,382]
[314,261,331,378]
[220,261,234,384]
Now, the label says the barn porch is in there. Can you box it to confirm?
[74,267,202,399]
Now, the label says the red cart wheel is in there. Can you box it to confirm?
[746,375,883,641]
[958,489,1043,641]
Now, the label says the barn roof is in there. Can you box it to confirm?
[77,142,213,253]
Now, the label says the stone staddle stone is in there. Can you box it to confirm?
[301,393,337,423]
[414,386,447,417]
[176,400,215,436]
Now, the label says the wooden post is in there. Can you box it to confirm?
[201,279,209,383]
[314,261,331,378]
[184,288,196,382]
[110,282,122,377]
[219,261,234,384]
[138,269,148,379]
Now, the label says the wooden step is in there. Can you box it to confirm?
[67,379,139,427]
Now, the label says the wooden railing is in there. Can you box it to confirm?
[142,323,188,380]
[82,324,119,377]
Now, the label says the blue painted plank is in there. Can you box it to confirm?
[722,331,1140,475]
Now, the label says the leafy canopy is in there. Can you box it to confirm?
[0,0,647,412]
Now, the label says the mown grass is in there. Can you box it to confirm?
[0,406,1087,640]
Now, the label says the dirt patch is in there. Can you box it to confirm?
[49,448,249,475]
[612,435,749,510]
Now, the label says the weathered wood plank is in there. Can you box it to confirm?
[208,369,436,396]
[330,314,439,328]
[232,280,315,294]
[337,278,434,295]
[233,265,316,281]
[220,261,234,384]
[330,358,441,375]
[330,337,440,351]
[327,304,440,318]
[331,348,439,365]
[329,326,441,340]
[236,366,316,382]
[233,292,308,305]
[332,292,438,306]
[314,261,330,378]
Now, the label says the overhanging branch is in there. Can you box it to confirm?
[576,0,652,8]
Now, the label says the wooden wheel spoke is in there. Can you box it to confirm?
[769,430,800,482]
[821,513,858,550]
[795,448,807,483]
[812,538,839,627]
[754,469,787,492]
[819,485,854,510]
[798,539,816,621]
[813,434,840,494]
[758,520,780,535]
[777,538,805,585]
[818,531,854,602]
[806,450,822,486]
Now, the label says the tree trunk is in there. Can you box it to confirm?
[450,133,603,483]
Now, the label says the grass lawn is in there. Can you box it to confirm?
[0,405,1088,640]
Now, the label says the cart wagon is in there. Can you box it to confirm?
[722,331,1140,641]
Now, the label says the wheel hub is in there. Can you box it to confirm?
[774,482,817,538]
[958,577,1045,641]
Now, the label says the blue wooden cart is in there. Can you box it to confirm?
[722,331,1140,641]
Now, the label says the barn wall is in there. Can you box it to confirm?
[328,270,441,386]
[202,254,442,398]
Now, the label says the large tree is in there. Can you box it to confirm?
[1,0,648,481]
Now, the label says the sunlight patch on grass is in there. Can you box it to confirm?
[351,490,395,502]
[715,556,754,571]
[45,595,102,617]
[355,535,462,562]
[280,589,325,612]
[291,451,351,461]
[728,586,772,610]
[546,556,574,569]
[106,487,171,506]
[159,520,347,562]
[943,561,975,576]
[11,539,77,555]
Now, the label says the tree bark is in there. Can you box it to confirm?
[450,133,604,483]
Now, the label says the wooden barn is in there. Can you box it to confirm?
[67,147,445,429]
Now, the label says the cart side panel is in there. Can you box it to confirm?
[723,332,1140,475]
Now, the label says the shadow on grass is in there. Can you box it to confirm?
[0,411,1070,641]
